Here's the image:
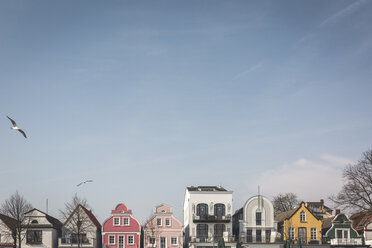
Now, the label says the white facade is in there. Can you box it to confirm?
[21,209,61,248]
[183,186,236,248]
[235,195,278,245]
[0,215,15,248]
[364,221,372,246]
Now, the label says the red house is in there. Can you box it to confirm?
[103,204,141,248]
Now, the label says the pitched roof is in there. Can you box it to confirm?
[274,207,299,222]
[0,213,17,231]
[351,211,372,232]
[322,216,335,230]
[23,208,62,229]
[64,204,101,228]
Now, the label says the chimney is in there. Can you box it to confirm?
[320,199,324,204]
[336,209,341,215]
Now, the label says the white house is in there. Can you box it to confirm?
[21,208,62,248]
[232,195,279,248]
[59,204,102,248]
[0,214,16,248]
[183,186,236,248]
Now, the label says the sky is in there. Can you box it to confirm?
[0,0,372,224]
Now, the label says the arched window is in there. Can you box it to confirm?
[214,224,225,239]
[300,211,306,222]
[31,220,38,224]
[214,204,225,218]
[197,204,208,218]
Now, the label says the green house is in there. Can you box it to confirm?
[323,212,366,247]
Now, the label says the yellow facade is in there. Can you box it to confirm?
[282,202,322,243]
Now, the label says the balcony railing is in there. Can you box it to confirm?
[190,236,235,243]
[193,214,231,222]
[330,238,362,245]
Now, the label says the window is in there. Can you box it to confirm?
[27,230,42,244]
[214,204,225,218]
[298,227,307,244]
[118,236,124,248]
[247,229,252,243]
[300,211,306,222]
[165,218,171,226]
[265,230,271,243]
[114,217,120,226]
[336,229,349,239]
[196,204,208,218]
[288,227,295,240]
[157,218,162,226]
[160,237,166,248]
[31,220,38,224]
[123,217,130,226]
[196,224,208,241]
[214,224,225,238]
[256,230,262,243]
[256,212,262,225]
[109,235,115,245]
[311,228,317,240]
[128,235,134,245]
[149,236,156,245]
[171,237,178,245]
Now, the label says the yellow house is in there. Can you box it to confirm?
[275,202,322,244]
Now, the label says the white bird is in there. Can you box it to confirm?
[7,116,27,138]
[77,180,93,187]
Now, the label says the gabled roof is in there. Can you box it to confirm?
[274,202,321,222]
[322,216,335,231]
[63,204,101,228]
[24,208,62,229]
[0,213,17,231]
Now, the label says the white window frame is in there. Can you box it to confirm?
[157,218,162,226]
[160,236,167,248]
[109,235,116,245]
[335,228,350,239]
[114,217,120,226]
[118,235,125,248]
[310,228,317,240]
[165,218,171,227]
[300,211,306,222]
[171,236,178,246]
[127,235,134,245]
[123,217,130,226]
[288,227,295,240]
[148,236,156,246]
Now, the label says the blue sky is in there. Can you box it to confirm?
[0,0,371,223]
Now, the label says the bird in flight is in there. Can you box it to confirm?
[77,180,93,187]
[7,116,27,138]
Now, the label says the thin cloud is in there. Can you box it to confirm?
[232,62,263,81]
[320,0,369,27]
[251,154,351,201]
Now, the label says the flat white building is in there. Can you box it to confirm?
[183,186,236,248]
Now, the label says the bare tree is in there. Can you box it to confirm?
[273,192,300,216]
[143,213,162,248]
[0,191,33,248]
[329,149,372,212]
[60,194,94,248]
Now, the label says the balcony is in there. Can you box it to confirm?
[193,214,231,223]
[190,236,235,243]
[330,238,363,245]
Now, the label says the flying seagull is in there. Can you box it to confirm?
[7,116,27,138]
[77,180,93,187]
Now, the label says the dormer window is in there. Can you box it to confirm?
[114,217,120,226]
[31,220,38,224]
[300,211,306,222]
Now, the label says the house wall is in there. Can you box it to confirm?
[144,204,183,248]
[0,219,14,246]
[103,204,141,248]
[283,203,322,243]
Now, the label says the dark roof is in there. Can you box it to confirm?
[64,204,101,228]
[0,214,17,231]
[23,208,62,229]
[351,211,372,232]
[274,207,299,222]
[187,186,228,192]
[322,216,335,230]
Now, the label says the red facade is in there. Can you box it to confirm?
[103,204,141,248]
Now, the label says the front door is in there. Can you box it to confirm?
[298,228,307,244]
[118,236,124,248]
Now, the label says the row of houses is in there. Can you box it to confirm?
[1,186,372,248]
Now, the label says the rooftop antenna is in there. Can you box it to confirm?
[46,198,48,214]
[258,185,261,210]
